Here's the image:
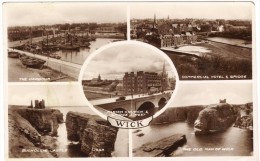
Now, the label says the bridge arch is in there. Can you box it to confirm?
[137,101,156,118]
[158,97,167,110]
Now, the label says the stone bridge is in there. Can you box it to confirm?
[93,92,172,118]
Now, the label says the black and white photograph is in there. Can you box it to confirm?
[2,1,258,161]
[8,84,129,158]
[81,43,177,120]
[5,3,127,82]
[130,2,253,80]
[132,83,253,157]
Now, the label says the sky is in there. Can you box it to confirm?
[4,2,127,26]
[83,44,175,80]
[130,2,253,20]
[8,84,88,106]
[170,82,252,107]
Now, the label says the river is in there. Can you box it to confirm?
[207,37,252,48]
[51,106,129,157]
[133,122,253,156]
[51,38,119,65]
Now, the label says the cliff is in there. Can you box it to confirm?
[194,103,239,135]
[133,134,187,157]
[8,107,64,158]
[66,112,118,157]
[151,105,205,124]
[15,108,64,136]
[234,114,253,130]
[233,102,253,130]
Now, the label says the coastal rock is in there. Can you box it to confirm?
[194,103,238,135]
[15,108,64,136]
[151,106,205,124]
[8,107,62,158]
[133,134,187,157]
[234,114,253,130]
[66,112,118,157]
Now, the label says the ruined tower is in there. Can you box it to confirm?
[35,100,39,109]
[219,99,227,103]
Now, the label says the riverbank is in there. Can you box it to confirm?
[207,37,252,48]
[8,57,75,82]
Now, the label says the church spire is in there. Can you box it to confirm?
[153,13,157,29]
[161,61,168,92]
[162,61,166,75]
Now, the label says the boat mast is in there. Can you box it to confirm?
[30,27,32,50]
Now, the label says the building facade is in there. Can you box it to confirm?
[123,70,168,95]
[160,33,197,48]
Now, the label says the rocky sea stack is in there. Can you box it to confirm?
[8,107,64,158]
[66,112,118,157]
[194,103,239,135]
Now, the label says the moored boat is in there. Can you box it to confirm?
[19,54,46,69]
[8,51,20,58]
[59,44,80,50]
[49,53,61,59]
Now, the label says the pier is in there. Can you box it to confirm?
[9,48,81,79]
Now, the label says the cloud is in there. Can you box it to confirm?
[130,2,253,20]
[83,44,175,80]
[4,2,127,26]
[8,84,88,106]
[170,82,252,107]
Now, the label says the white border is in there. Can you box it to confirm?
[1,1,259,161]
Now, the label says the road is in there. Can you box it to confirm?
[9,48,81,79]
[89,91,173,105]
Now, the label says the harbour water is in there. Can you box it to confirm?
[51,106,129,157]
[51,38,118,65]
[133,122,253,156]
[8,38,120,81]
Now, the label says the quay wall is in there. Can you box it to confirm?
[10,48,81,79]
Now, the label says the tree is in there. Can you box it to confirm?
[200,24,212,32]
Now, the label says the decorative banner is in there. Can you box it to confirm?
[107,116,153,129]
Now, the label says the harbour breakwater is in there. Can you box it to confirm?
[66,112,118,157]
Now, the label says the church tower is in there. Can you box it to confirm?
[98,74,101,82]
